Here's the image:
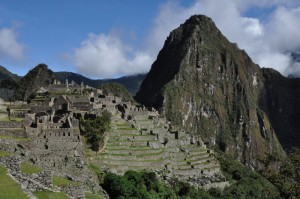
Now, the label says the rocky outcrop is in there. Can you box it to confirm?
[136,15,286,168]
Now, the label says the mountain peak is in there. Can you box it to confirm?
[136,14,284,167]
[136,14,254,108]
[13,64,54,101]
[183,14,215,28]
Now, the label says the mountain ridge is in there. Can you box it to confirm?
[0,65,146,100]
[54,71,146,94]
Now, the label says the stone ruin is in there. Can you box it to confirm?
[0,83,228,198]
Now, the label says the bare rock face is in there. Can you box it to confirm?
[136,15,288,168]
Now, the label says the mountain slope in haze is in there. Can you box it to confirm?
[0,66,20,100]
[136,15,286,167]
[13,64,54,101]
[54,72,146,94]
[0,66,20,82]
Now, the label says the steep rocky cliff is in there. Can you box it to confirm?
[136,15,286,167]
[260,69,300,151]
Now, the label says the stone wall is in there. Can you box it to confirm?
[0,121,23,128]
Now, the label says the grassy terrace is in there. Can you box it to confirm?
[186,154,210,162]
[174,163,219,171]
[101,157,164,164]
[0,166,29,199]
[108,139,155,143]
[0,135,31,141]
[98,149,165,157]
[115,123,130,125]
[0,117,24,122]
[85,192,103,199]
[186,156,212,164]
[109,134,154,137]
[53,176,81,187]
[202,164,219,170]
[106,147,161,151]
[0,150,12,157]
[34,191,69,199]
[20,162,43,174]
[115,127,137,130]
[105,144,150,149]
[98,164,156,170]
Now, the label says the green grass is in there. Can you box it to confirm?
[0,165,29,199]
[0,135,31,141]
[109,134,154,138]
[85,192,103,199]
[88,163,102,175]
[20,162,43,174]
[52,176,81,187]
[117,127,137,130]
[10,109,30,111]
[115,123,130,126]
[99,150,164,157]
[34,191,69,199]
[0,150,12,157]
[107,147,160,151]
[110,139,156,143]
[0,117,23,122]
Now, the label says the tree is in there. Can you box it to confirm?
[80,111,111,151]
[262,148,300,198]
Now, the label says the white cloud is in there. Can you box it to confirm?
[72,33,151,79]
[0,27,24,61]
[71,0,300,78]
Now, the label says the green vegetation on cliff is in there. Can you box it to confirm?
[102,171,176,199]
[260,148,300,198]
[80,111,111,151]
[217,153,280,198]
[102,165,280,199]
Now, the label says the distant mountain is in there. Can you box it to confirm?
[0,66,20,82]
[291,51,300,62]
[0,63,146,101]
[99,82,134,102]
[54,72,146,95]
[0,66,21,100]
[13,64,54,101]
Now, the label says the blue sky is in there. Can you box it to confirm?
[0,0,300,78]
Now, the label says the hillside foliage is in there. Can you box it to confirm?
[101,154,281,199]
[100,82,134,102]
[260,148,300,198]
[80,111,111,151]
